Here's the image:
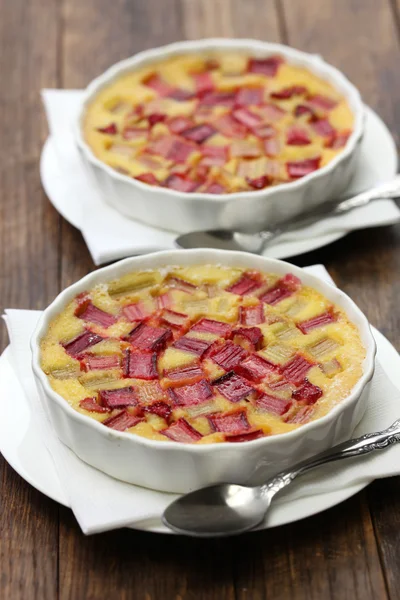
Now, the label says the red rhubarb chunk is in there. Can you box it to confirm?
[240,304,265,325]
[191,318,231,337]
[263,137,281,157]
[227,273,261,296]
[135,173,158,185]
[214,114,247,138]
[208,409,250,434]
[213,371,254,403]
[292,380,323,404]
[168,379,213,406]
[258,103,286,122]
[247,175,270,189]
[286,405,314,424]
[311,118,336,138]
[164,174,198,193]
[326,131,351,149]
[203,182,226,194]
[168,116,194,134]
[82,355,120,371]
[211,341,248,370]
[162,418,203,442]
[256,393,291,415]
[156,292,171,310]
[199,155,225,167]
[144,401,172,422]
[161,309,189,329]
[97,123,117,134]
[235,354,277,382]
[103,411,142,431]
[99,387,138,409]
[167,88,194,101]
[271,85,307,100]
[193,71,214,95]
[63,331,104,358]
[143,73,174,96]
[282,355,313,384]
[123,350,158,380]
[127,322,172,352]
[248,56,283,76]
[232,108,261,128]
[173,336,213,357]
[235,87,264,106]
[167,277,196,294]
[163,363,203,387]
[297,310,336,334]
[308,94,338,111]
[79,397,110,413]
[148,113,166,126]
[75,301,116,328]
[286,157,321,178]
[149,136,194,163]
[123,302,149,322]
[232,327,263,351]
[181,124,216,143]
[294,104,315,118]
[260,273,301,305]
[252,124,276,139]
[201,145,228,159]
[286,125,311,146]
[225,429,264,442]
[199,91,236,108]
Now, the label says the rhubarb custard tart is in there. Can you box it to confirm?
[40,264,365,444]
[83,52,354,194]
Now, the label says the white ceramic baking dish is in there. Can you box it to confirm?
[31,250,376,493]
[75,38,364,234]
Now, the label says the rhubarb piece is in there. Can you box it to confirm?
[161,309,189,329]
[248,56,283,76]
[320,357,342,377]
[213,371,254,403]
[48,365,81,379]
[99,387,138,409]
[144,401,172,421]
[247,175,270,189]
[122,127,148,140]
[307,336,339,358]
[235,354,277,382]
[164,174,199,193]
[75,301,116,328]
[263,138,281,157]
[230,140,261,158]
[162,418,203,443]
[135,381,166,403]
[127,322,172,352]
[193,71,214,95]
[63,331,104,358]
[186,400,217,418]
[191,318,231,337]
[108,272,157,296]
[199,155,226,167]
[282,355,313,384]
[208,409,250,433]
[294,104,315,118]
[257,103,285,122]
[163,363,203,387]
[311,118,336,138]
[286,125,311,146]
[167,88,194,101]
[308,94,338,111]
[285,406,314,424]
[325,130,351,149]
[203,182,226,194]
[225,429,264,442]
[286,157,321,178]
[256,393,291,415]
[211,341,248,370]
[97,123,117,134]
[168,116,194,134]
[232,327,263,351]
[235,87,264,106]
[297,310,336,334]
[227,273,261,296]
[269,378,296,395]
[232,108,262,128]
[260,273,301,305]
[79,397,110,413]
[168,379,213,406]
[240,304,265,326]
[262,343,294,367]
[252,124,275,139]
[82,355,120,371]
[173,336,213,357]
[123,302,149,322]
[292,381,323,404]
[271,85,307,100]
[143,73,174,96]
[123,350,158,380]
[214,114,247,138]
[199,91,236,108]
[156,292,171,309]
[201,145,228,159]
[167,276,196,294]
[148,113,166,126]
[135,173,158,185]
[181,124,216,143]
[103,411,142,431]
[149,136,194,163]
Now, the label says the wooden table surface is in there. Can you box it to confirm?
[1,0,400,598]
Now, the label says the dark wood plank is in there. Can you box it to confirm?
[0,0,61,598]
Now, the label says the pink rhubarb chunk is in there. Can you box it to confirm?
[263,138,281,157]
[199,91,236,108]
[287,157,321,178]
[232,327,263,351]
[235,87,264,106]
[308,94,338,111]
[285,406,314,424]
[161,309,189,329]
[123,350,158,380]
[173,336,213,357]
[248,56,283,76]
[63,331,104,358]
[181,124,216,143]
[164,174,198,193]
[97,123,117,134]
[256,393,291,415]
[162,418,203,442]
[144,401,172,422]
[294,104,315,118]
[99,387,138,409]
[326,131,351,149]
[168,379,213,406]
[127,322,172,352]
[149,136,195,163]
[143,73,174,96]
[282,355,314,384]
[286,125,311,146]
[297,310,336,334]
[191,318,231,337]
[79,397,109,413]
[208,409,250,434]
[163,363,203,386]
[214,114,247,138]
[235,354,277,382]
[135,381,166,404]
[270,85,307,100]
[247,175,270,189]
[227,273,262,296]
[240,304,265,326]
[75,301,116,328]
[232,108,262,128]
[135,173,158,185]
[211,341,248,370]
[311,118,336,138]
[213,371,254,403]
[225,429,264,443]
[168,116,193,134]
[260,273,301,305]
[103,411,142,431]
[193,71,214,95]
[292,381,323,404]
[82,354,120,371]
[123,302,149,322]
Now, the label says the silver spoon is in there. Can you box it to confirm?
[175,175,400,254]
[162,418,400,537]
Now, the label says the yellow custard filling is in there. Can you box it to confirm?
[40,265,365,444]
[83,52,354,194]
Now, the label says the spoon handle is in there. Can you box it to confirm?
[260,418,400,497]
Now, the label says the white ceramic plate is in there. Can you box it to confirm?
[40,105,398,261]
[0,326,398,532]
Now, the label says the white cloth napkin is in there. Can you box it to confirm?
[2,264,400,534]
[41,89,400,266]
